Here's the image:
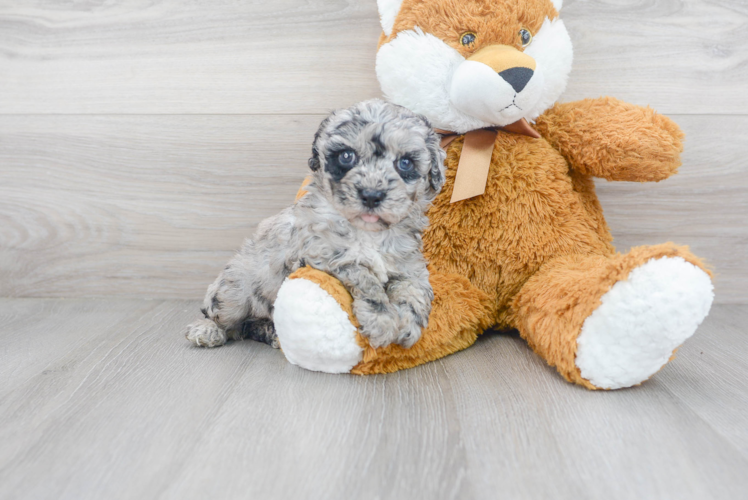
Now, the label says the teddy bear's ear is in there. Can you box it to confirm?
[551,0,563,11]
[377,0,405,36]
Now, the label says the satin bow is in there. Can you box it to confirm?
[436,118,540,203]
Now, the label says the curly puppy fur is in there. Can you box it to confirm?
[185,100,446,350]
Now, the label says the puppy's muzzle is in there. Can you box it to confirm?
[358,188,387,209]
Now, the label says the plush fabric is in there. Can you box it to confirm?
[512,245,711,389]
[274,270,364,374]
[380,0,558,53]
[276,0,715,389]
[376,4,573,132]
[535,98,685,182]
[353,271,495,374]
[574,256,714,390]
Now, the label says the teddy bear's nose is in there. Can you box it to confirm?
[498,67,534,93]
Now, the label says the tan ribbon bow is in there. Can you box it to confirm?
[436,118,541,203]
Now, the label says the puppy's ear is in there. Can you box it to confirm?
[308,115,332,172]
[308,145,321,172]
[427,138,447,195]
[421,120,446,196]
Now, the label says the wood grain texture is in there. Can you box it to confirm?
[0,114,745,301]
[0,114,318,299]
[0,299,746,500]
[0,0,746,115]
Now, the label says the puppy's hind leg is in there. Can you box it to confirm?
[185,264,254,348]
[240,318,280,349]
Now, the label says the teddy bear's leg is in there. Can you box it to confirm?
[512,243,714,390]
[273,267,495,375]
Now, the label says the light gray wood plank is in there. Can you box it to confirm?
[0,300,746,500]
[0,299,263,500]
[0,0,746,115]
[443,330,748,500]
[0,0,383,115]
[657,304,748,457]
[0,298,158,398]
[1,113,745,301]
[160,355,472,500]
[0,114,318,299]
[562,0,748,112]
[0,299,468,500]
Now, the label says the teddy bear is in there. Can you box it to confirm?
[271,0,715,390]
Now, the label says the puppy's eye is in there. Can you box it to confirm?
[460,32,477,47]
[396,157,414,173]
[519,28,532,47]
[338,150,357,166]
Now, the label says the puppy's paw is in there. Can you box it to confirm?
[185,319,228,348]
[354,300,400,349]
[396,307,425,349]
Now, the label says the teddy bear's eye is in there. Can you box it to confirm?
[519,28,533,47]
[460,32,477,47]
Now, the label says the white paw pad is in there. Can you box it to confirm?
[576,257,714,389]
[273,278,363,374]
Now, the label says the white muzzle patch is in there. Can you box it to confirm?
[450,60,546,127]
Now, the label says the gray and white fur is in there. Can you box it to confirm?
[184,100,446,350]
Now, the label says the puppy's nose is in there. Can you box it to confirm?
[359,189,386,209]
[498,67,534,93]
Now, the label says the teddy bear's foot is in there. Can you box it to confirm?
[513,243,714,390]
[575,256,713,389]
[273,268,363,374]
[273,267,496,375]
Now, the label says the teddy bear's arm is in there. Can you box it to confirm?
[534,97,684,182]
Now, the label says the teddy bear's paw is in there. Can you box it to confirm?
[185,319,228,348]
[273,277,363,374]
[575,257,714,390]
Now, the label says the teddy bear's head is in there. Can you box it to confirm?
[376,0,573,134]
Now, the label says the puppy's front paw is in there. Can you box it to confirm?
[396,307,425,349]
[185,319,228,348]
[354,300,400,349]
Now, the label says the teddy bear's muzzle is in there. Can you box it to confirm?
[469,44,536,74]
[470,44,536,93]
[450,44,544,127]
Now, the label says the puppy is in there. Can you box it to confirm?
[184,100,446,350]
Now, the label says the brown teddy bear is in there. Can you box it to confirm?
[272,0,714,390]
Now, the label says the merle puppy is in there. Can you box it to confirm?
[184,100,446,351]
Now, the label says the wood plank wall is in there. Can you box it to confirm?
[0,0,746,302]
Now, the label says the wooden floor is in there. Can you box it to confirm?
[1,299,746,500]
